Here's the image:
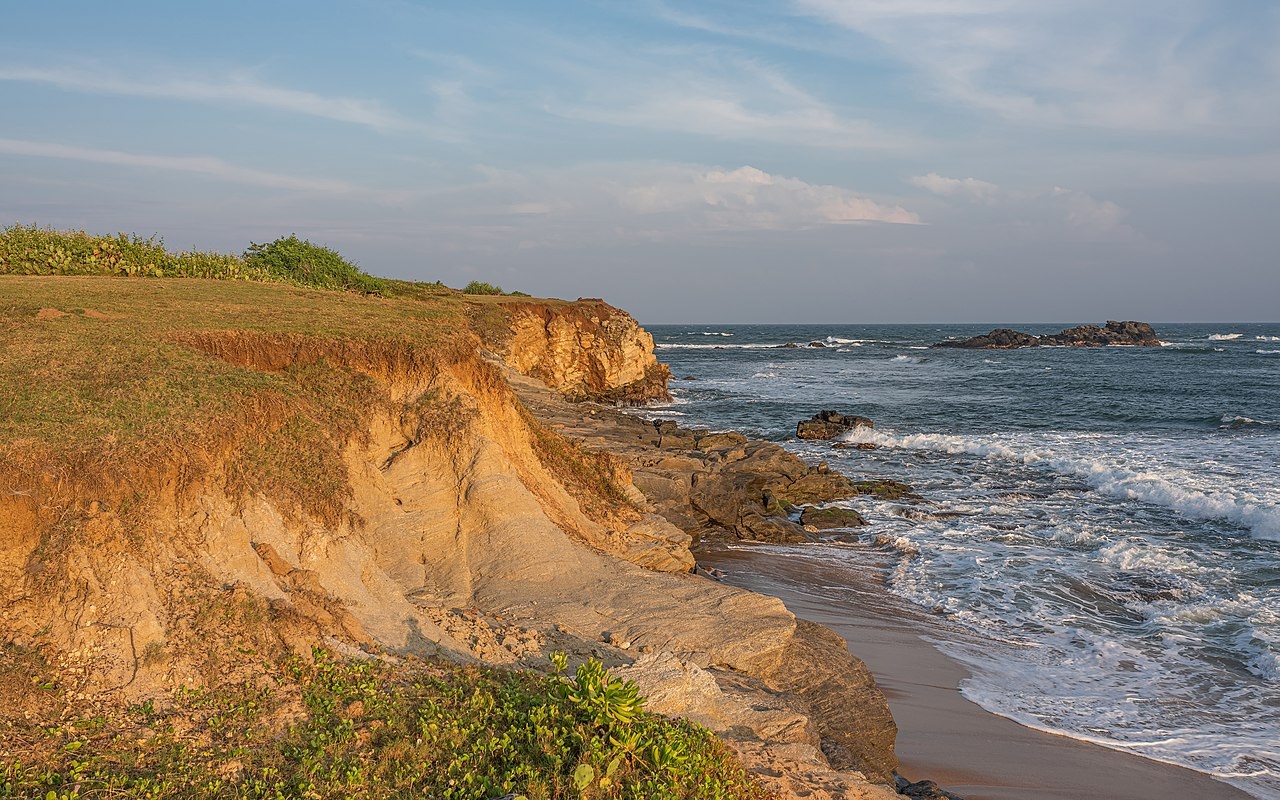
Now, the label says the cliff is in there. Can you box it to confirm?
[0,276,899,798]
[498,299,672,403]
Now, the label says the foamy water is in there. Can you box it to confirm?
[644,322,1280,799]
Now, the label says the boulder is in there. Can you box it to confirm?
[799,506,867,530]
[797,410,874,440]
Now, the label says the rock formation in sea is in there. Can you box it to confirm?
[797,410,875,440]
[936,320,1161,349]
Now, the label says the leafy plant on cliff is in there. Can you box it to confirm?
[462,279,530,296]
[0,648,767,800]
[243,234,386,294]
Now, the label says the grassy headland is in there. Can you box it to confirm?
[0,227,768,799]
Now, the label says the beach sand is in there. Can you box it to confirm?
[697,544,1255,800]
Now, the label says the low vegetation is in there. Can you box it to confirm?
[463,280,530,297]
[0,648,766,800]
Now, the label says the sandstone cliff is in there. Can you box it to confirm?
[499,299,672,403]
[0,281,899,797]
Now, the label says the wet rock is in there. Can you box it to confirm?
[797,410,875,440]
[850,480,920,501]
[895,776,964,799]
[800,506,867,530]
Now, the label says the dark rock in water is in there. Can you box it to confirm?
[850,479,920,501]
[797,410,874,440]
[808,340,829,348]
[937,327,1040,349]
[1043,320,1161,347]
[855,442,878,451]
[896,776,964,799]
[800,506,867,530]
[681,375,697,380]
[776,342,802,348]
[935,320,1160,349]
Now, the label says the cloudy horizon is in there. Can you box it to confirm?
[2,1,1277,323]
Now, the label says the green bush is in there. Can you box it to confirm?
[462,280,505,295]
[243,234,385,295]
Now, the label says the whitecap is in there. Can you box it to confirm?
[1256,335,1280,342]
[1256,349,1280,355]
[838,428,1280,540]
[655,343,778,350]
[1208,333,1243,340]
[892,355,923,363]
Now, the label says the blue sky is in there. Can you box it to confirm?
[2,1,1278,322]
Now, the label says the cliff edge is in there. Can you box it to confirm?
[0,276,898,798]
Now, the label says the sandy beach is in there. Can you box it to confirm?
[697,544,1255,800]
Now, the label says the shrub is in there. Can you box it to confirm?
[462,280,505,295]
[243,234,385,294]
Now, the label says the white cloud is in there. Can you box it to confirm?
[0,65,416,132]
[622,165,920,226]
[0,138,357,193]
[911,172,999,200]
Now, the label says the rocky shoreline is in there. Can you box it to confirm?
[508,367,962,797]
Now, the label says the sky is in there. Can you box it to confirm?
[2,1,1278,323]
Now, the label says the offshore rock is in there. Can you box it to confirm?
[797,410,875,440]
[936,321,1160,349]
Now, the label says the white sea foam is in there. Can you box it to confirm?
[751,371,779,379]
[655,343,778,350]
[1257,349,1280,355]
[699,331,734,336]
[892,354,923,363]
[1257,335,1280,342]
[1223,415,1272,427]
[1208,333,1244,340]
[840,428,1280,540]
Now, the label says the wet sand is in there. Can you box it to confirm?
[697,545,1254,800]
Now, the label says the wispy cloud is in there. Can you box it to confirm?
[911,172,999,200]
[794,0,1280,133]
[909,170,1135,237]
[0,65,415,132]
[535,34,919,151]
[0,138,358,192]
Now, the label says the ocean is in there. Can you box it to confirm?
[641,323,1280,800]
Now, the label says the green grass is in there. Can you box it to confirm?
[0,648,766,800]
[0,274,473,523]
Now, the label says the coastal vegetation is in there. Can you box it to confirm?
[0,647,764,800]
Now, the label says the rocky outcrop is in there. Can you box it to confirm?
[499,299,671,403]
[936,320,1161,349]
[1043,320,1160,347]
[797,410,874,440]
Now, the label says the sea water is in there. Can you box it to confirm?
[643,323,1280,799]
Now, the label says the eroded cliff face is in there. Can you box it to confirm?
[499,300,671,403]
[0,299,898,794]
